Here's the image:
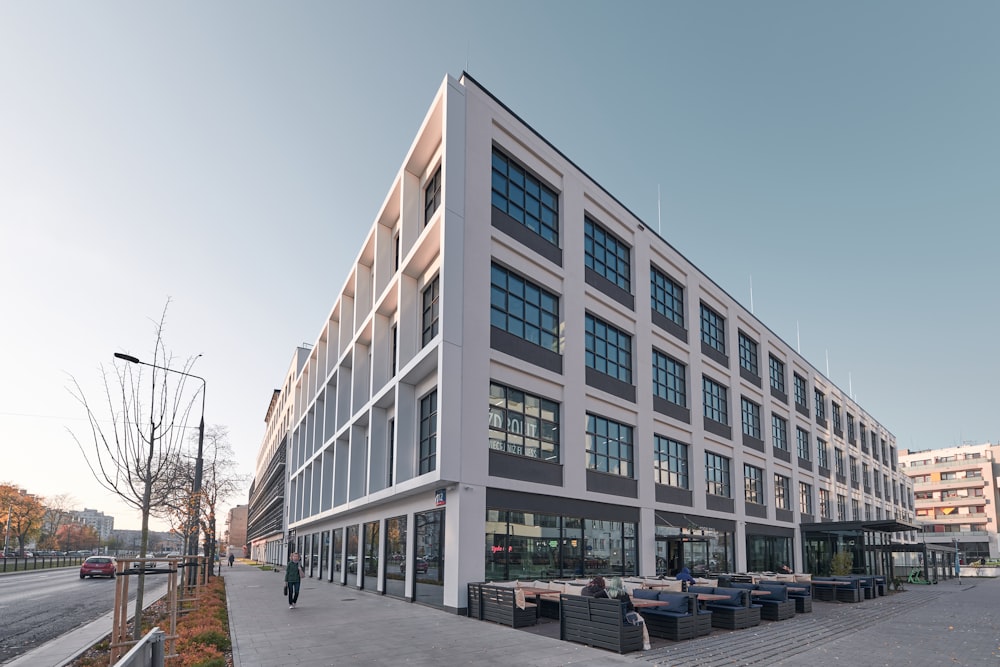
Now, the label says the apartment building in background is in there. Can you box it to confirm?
[224,504,249,556]
[899,442,1000,561]
[252,73,916,614]
[71,508,115,542]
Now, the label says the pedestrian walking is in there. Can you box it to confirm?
[228,553,235,567]
[285,552,305,608]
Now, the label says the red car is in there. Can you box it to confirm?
[80,556,117,579]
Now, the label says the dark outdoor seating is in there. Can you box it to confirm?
[724,582,795,621]
[559,594,644,653]
[633,590,712,641]
[688,585,761,630]
[467,582,484,619]
[759,580,813,613]
[479,584,537,628]
[812,576,863,603]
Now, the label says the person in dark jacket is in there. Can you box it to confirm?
[675,566,696,585]
[580,575,609,598]
[285,552,305,608]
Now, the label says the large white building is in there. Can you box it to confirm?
[255,73,916,613]
[900,442,1000,561]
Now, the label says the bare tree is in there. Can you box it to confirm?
[194,426,249,578]
[37,493,77,551]
[68,302,201,640]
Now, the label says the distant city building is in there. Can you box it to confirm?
[899,442,1000,560]
[71,508,115,542]
[252,73,917,612]
[225,504,248,555]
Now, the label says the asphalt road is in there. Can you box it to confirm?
[0,567,167,664]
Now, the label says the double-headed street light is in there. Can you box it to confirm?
[114,352,205,583]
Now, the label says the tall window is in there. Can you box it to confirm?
[650,266,684,327]
[744,464,764,504]
[702,376,729,425]
[586,414,633,477]
[490,264,560,352]
[390,324,398,376]
[832,403,842,432]
[800,482,814,514]
[421,275,440,346]
[847,414,856,442]
[836,493,847,520]
[793,374,808,411]
[418,390,438,474]
[852,498,861,521]
[772,414,789,452]
[584,217,630,292]
[817,438,829,469]
[834,448,845,476]
[424,166,441,225]
[654,436,688,489]
[700,303,726,355]
[741,397,761,439]
[585,314,632,383]
[819,489,831,519]
[769,355,786,394]
[387,418,395,486]
[488,382,559,462]
[491,148,559,245]
[738,332,759,376]
[775,474,791,510]
[814,389,826,420]
[850,456,859,485]
[862,462,871,491]
[796,427,811,460]
[705,451,731,497]
[652,349,686,407]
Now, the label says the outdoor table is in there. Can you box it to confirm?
[695,593,731,602]
[786,586,806,592]
[642,581,681,589]
[750,590,771,596]
[631,598,670,609]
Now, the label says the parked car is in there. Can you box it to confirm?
[80,556,117,579]
[400,557,429,574]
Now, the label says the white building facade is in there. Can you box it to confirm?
[269,73,916,614]
[900,443,1000,561]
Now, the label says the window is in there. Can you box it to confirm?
[585,314,632,383]
[584,217,630,292]
[491,148,559,244]
[741,397,761,439]
[865,503,872,521]
[702,376,729,425]
[424,165,441,225]
[738,332,759,376]
[834,448,845,477]
[860,425,868,451]
[819,489,831,519]
[488,382,559,462]
[775,474,791,510]
[862,463,871,491]
[814,389,826,420]
[421,275,440,346]
[846,413,855,441]
[586,414,633,477]
[796,427,811,460]
[650,267,684,327]
[652,349,687,407]
[850,456,859,485]
[387,418,395,486]
[390,324,398,376]
[800,482,814,514]
[393,230,401,271]
[654,436,688,488]
[817,438,829,469]
[837,494,847,520]
[419,390,438,474]
[490,264,560,352]
[852,498,861,521]
[873,473,881,495]
[793,374,808,411]
[832,403,842,432]
[769,355,785,394]
[700,303,726,355]
[705,452,731,497]
[772,414,789,452]
[744,464,765,504]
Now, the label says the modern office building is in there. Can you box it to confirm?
[256,73,916,614]
[899,442,1000,561]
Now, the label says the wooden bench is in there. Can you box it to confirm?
[559,594,644,653]
[479,584,537,628]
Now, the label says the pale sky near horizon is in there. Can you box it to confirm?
[2,1,998,532]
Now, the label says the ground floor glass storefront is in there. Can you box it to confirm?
[485,510,637,581]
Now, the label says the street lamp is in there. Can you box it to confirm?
[114,352,205,584]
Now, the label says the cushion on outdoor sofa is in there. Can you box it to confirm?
[656,592,692,613]
[632,588,659,600]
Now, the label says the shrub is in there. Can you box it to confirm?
[830,550,854,575]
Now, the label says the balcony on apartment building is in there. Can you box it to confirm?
[914,495,988,508]
[913,477,988,490]
[906,457,991,472]
[919,512,989,525]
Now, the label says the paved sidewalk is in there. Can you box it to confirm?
[224,565,999,667]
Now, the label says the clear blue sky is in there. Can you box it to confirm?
[2,1,997,530]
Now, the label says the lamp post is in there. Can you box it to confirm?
[114,352,205,585]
